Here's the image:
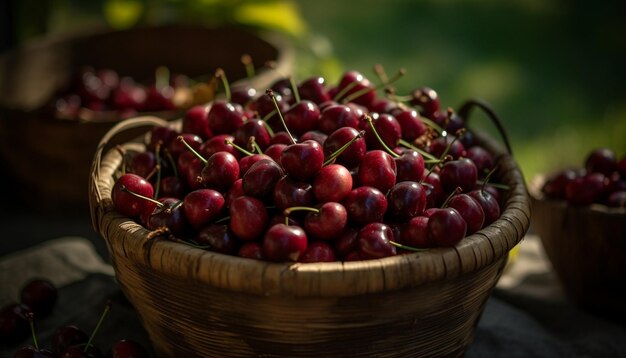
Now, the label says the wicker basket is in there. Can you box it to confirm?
[89,104,531,357]
[0,24,293,213]
[530,177,626,321]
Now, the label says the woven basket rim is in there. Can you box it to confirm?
[90,116,531,297]
[530,175,626,216]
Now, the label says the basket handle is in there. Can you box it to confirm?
[89,116,170,231]
[457,98,513,156]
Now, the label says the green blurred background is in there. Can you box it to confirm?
[2,0,626,182]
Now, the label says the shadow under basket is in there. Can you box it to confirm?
[530,178,626,321]
[0,24,292,214]
[89,116,531,357]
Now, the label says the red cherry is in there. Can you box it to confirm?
[264,144,287,163]
[585,148,617,176]
[273,177,314,211]
[0,303,31,345]
[238,242,265,260]
[395,150,425,182]
[52,325,88,354]
[313,164,353,203]
[299,130,328,146]
[399,216,432,248]
[233,119,271,152]
[207,100,245,134]
[358,150,397,193]
[439,158,478,194]
[298,76,331,104]
[284,100,321,136]
[323,127,366,168]
[362,113,401,151]
[280,140,324,181]
[229,196,268,240]
[182,105,212,140]
[395,109,426,141]
[343,186,388,225]
[146,197,188,236]
[242,159,285,200]
[565,173,608,205]
[303,202,348,240]
[182,189,225,230]
[111,174,156,217]
[200,152,240,192]
[195,224,237,255]
[468,189,501,226]
[465,146,495,175]
[262,224,308,262]
[199,134,240,160]
[410,87,440,119]
[318,104,360,134]
[428,208,467,247]
[388,181,427,220]
[299,241,336,263]
[357,223,396,260]
[447,194,485,234]
[20,279,57,317]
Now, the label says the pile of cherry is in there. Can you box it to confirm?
[50,66,194,120]
[0,279,147,357]
[112,69,506,263]
[542,147,626,207]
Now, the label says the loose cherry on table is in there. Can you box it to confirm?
[20,279,58,318]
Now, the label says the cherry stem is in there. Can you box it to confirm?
[177,136,207,164]
[477,180,510,190]
[225,139,255,156]
[283,206,319,225]
[144,164,161,183]
[215,68,231,102]
[164,150,178,178]
[257,112,276,137]
[155,66,170,90]
[215,216,230,224]
[241,54,255,79]
[389,240,428,252]
[341,68,405,104]
[27,313,39,350]
[323,130,365,166]
[248,136,263,154]
[289,76,301,103]
[154,142,163,198]
[364,115,400,158]
[419,116,444,135]
[84,300,111,353]
[398,139,437,160]
[481,166,498,191]
[121,185,164,208]
[373,64,389,85]
[332,81,359,102]
[441,187,463,208]
[266,89,296,144]
[438,132,463,163]
[419,165,437,185]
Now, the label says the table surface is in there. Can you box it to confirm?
[1,213,625,357]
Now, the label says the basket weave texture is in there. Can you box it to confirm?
[530,178,626,321]
[90,116,531,357]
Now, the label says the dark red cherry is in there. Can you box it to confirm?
[182,105,212,140]
[465,146,495,175]
[207,100,245,134]
[273,177,314,211]
[229,196,268,241]
[169,133,202,159]
[439,158,478,193]
[52,325,88,354]
[230,85,257,107]
[333,228,359,258]
[304,202,348,240]
[585,148,617,176]
[428,208,467,247]
[233,119,271,151]
[299,130,328,146]
[262,224,308,262]
[395,150,425,182]
[182,189,225,230]
[146,197,188,236]
[199,134,240,160]
[158,176,186,199]
[313,164,353,203]
[195,224,237,255]
[242,158,285,200]
[395,109,426,142]
[343,186,388,225]
[336,71,376,107]
[108,339,148,358]
[200,152,240,192]
[323,127,366,168]
[542,169,578,199]
[13,346,55,358]
[284,100,321,136]
[251,92,289,132]
[280,140,324,181]
[20,279,57,317]
[148,126,178,152]
[429,136,466,160]
[410,87,440,119]
[238,154,272,176]
[128,151,156,179]
[269,131,293,146]
[358,223,396,260]
[358,150,397,193]
[388,181,427,220]
[318,104,360,134]
[111,174,156,217]
[399,216,431,248]
[362,113,401,151]
[423,172,444,208]
[468,189,501,226]
[565,173,608,205]
[299,241,336,262]
[447,194,485,234]
[238,242,265,260]
[298,76,331,104]
[0,303,31,345]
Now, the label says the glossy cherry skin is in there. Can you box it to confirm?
[238,154,272,176]
[111,174,156,217]
[280,140,325,181]
[182,105,211,140]
[181,155,205,191]
[318,104,360,134]
[195,224,237,255]
[169,133,203,159]
[465,146,494,175]
[323,126,366,168]
[158,176,186,199]
[108,339,148,358]
[284,100,321,136]
[148,126,178,152]
[20,279,57,317]
[52,325,88,354]
[585,148,616,176]
[399,216,432,248]
[343,186,388,225]
[230,85,257,107]
[264,144,287,163]
[428,208,467,247]
[273,177,314,211]
[358,150,397,194]
[410,87,440,119]
[229,196,268,241]
[128,151,156,179]
[269,131,293,146]
[468,189,501,226]
[363,113,401,151]
[0,303,31,345]
[207,100,245,134]
[423,172,444,208]
[262,224,308,262]
[313,164,353,203]
[298,76,331,104]
[146,198,188,236]
[199,134,239,160]
[251,92,289,132]
[304,202,348,240]
[388,181,427,220]
[200,152,240,192]
[428,136,466,160]
[447,194,485,234]
[395,109,427,141]
[439,158,478,194]
[395,150,425,182]
[299,130,328,146]
[336,71,376,107]
[233,119,272,151]
[357,223,396,260]
[242,159,285,200]
[182,189,225,230]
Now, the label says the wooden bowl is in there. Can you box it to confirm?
[0,24,293,213]
[89,111,531,357]
[530,177,626,320]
